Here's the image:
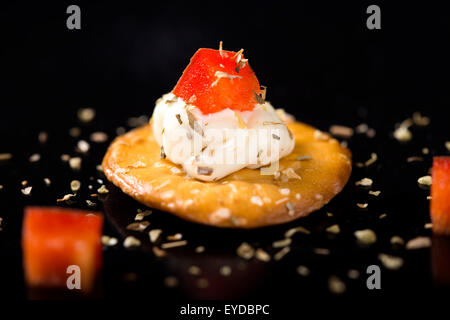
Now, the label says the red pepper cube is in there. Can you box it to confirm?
[431,157,450,235]
[173,48,262,114]
[22,207,103,292]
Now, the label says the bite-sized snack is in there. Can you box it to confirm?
[103,45,351,228]
[430,157,450,235]
[22,207,103,291]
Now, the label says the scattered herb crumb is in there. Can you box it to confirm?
[326,224,340,234]
[354,229,377,246]
[255,248,271,262]
[149,229,162,243]
[102,235,118,246]
[328,276,346,294]
[123,236,141,248]
[21,186,32,196]
[355,178,373,187]
[70,180,81,193]
[220,265,232,276]
[296,265,310,276]
[237,242,255,260]
[97,185,109,194]
[69,157,82,170]
[406,236,431,250]
[418,175,432,186]
[378,253,404,270]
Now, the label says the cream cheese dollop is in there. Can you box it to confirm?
[151,92,295,181]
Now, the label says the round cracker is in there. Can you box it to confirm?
[102,122,351,228]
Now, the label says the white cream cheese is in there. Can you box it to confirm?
[151,92,295,181]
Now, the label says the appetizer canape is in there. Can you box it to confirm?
[102,44,351,228]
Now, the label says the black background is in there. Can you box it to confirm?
[2,1,450,131]
[1,0,450,311]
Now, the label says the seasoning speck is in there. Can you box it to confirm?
[406,236,431,250]
[126,221,150,232]
[412,112,430,126]
[38,131,48,144]
[197,166,213,176]
[97,185,109,194]
[61,154,70,162]
[296,265,310,276]
[86,200,96,207]
[296,155,312,161]
[220,265,232,276]
[394,126,412,142]
[250,196,263,206]
[284,226,310,238]
[175,114,183,125]
[90,132,108,143]
[378,253,404,270]
[407,156,424,163]
[77,140,90,153]
[274,246,290,261]
[328,276,346,294]
[57,193,74,202]
[29,153,41,163]
[273,238,292,248]
[77,108,96,123]
[255,248,271,262]
[196,278,209,289]
[21,186,32,196]
[70,180,81,193]
[281,168,301,180]
[153,246,167,257]
[355,178,373,187]
[69,157,82,170]
[69,127,81,138]
[237,242,255,260]
[161,240,187,249]
[369,190,381,196]
[326,224,340,234]
[314,248,330,255]
[286,202,295,216]
[418,175,432,186]
[135,209,152,221]
[195,246,205,253]
[164,276,179,288]
[188,265,202,276]
[314,130,329,141]
[123,236,141,248]
[0,153,12,161]
[347,269,360,279]
[167,233,183,241]
[355,123,369,134]
[329,125,354,139]
[356,203,368,209]
[149,229,162,243]
[390,236,405,246]
[102,235,118,246]
[354,229,377,245]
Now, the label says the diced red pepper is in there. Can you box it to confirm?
[430,157,450,235]
[173,48,262,114]
[22,207,103,292]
